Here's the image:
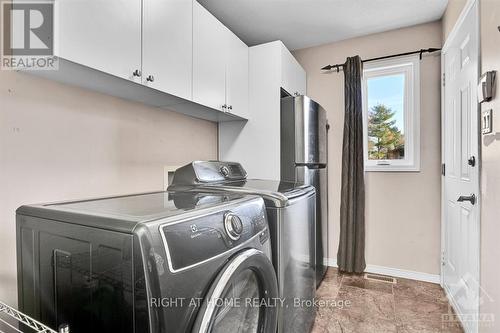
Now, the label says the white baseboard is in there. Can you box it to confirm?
[324,258,441,284]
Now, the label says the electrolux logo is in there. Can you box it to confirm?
[1,0,58,70]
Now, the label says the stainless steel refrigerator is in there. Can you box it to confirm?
[281,95,328,287]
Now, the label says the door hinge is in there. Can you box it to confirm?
[442,73,446,87]
[441,163,446,176]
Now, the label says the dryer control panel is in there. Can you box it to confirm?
[160,197,267,272]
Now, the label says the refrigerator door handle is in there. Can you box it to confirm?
[295,163,327,169]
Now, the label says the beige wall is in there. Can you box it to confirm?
[479,1,500,331]
[442,0,468,41]
[0,71,217,306]
[293,22,442,275]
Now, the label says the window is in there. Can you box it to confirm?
[362,55,420,172]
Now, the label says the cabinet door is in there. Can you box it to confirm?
[142,0,192,100]
[225,29,249,118]
[193,1,226,111]
[293,63,307,96]
[281,47,306,96]
[55,0,142,82]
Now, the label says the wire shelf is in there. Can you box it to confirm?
[0,301,68,333]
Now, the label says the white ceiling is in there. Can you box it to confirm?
[197,0,448,50]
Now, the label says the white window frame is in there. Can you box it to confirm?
[362,55,421,172]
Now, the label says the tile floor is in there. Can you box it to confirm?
[312,268,464,333]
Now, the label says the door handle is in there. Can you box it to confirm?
[457,194,476,205]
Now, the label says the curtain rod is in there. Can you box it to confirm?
[320,48,441,72]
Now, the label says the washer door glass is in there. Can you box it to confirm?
[193,249,278,333]
[212,269,260,332]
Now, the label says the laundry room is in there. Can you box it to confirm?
[0,0,499,332]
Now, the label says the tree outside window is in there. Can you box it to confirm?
[367,104,405,160]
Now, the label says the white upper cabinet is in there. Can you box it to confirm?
[142,0,193,99]
[193,2,249,116]
[55,0,142,82]
[225,29,249,118]
[193,1,227,111]
[281,46,306,96]
[47,0,249,121]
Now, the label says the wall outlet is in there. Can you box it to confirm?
[163,165,180,190]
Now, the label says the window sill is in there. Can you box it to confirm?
[365,165,421,172]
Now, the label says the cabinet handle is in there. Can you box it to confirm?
[133,69,142,77]
[227,105,233,111]
[146,75,154,82]
[294,92,300,96]
[222,104,227,111]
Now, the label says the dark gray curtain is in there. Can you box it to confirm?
[337,56,366,273]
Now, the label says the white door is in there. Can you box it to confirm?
[225,29,249,118]
[142,0,193,100]
[192,1,226,111]
[55,0,142,82]
[442,2,480,332]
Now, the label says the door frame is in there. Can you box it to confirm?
[440,0,481,332]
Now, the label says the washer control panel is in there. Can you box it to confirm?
[170,161,248,188]
[193,161,246,182]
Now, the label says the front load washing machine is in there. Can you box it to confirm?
[169,161,317,333]
[17,191,278,333]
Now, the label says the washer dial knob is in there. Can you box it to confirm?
[224,213,243,240]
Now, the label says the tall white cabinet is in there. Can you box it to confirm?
[218,41,306,180]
